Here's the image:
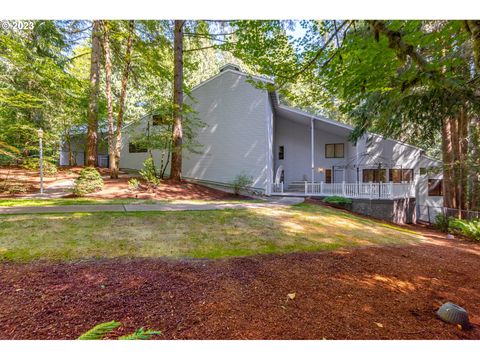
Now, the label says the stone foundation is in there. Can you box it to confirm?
[350,198,416,224]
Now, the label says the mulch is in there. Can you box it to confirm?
[89,176,250,201]
[0,235,479,339]
[1,166,249,201]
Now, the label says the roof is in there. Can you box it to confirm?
[202,67,440,162]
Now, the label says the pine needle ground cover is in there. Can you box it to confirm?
[0,203,423,261]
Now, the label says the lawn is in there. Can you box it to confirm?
[0,203,423,261]
[0,197,262,207]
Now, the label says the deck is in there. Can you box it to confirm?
[272,181,415,200]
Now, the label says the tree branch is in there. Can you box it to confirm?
[276,20,350,83]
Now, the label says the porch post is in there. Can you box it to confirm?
[310,117,315,186]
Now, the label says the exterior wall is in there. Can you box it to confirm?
[59,134,108,167]
[119,117,171,176]
[274,116,354,186]
[182,70,270,191]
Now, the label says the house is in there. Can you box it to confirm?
[59,126,109,168]
[62,64,445,223]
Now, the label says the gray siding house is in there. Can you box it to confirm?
[64,64,444,222]
[178,64,442,212]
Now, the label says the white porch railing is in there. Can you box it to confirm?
[272,182,284,193]
[272,181,415,200]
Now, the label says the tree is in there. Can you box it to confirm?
[86,20,102,166]
[102,20,115,177]
[170,20,185,182]
[100,20,135,179]
[0,20,89,165]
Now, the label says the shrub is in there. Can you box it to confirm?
[322,196,352,206]
[434,213,452,233]
[128,178,140,190]
[231,173,253,195]
[73,167,104,196]
[449,218,480,241]
[6,184,28,194]
[21,158,58,176]
[139,157,160,186]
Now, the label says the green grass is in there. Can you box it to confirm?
[0,203,424,261]
[0,197,263,207]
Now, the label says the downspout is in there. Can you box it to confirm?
[311,117,315,186]
[265,92,274,196]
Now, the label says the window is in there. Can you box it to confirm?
[152,114,168,126]
[325,143,344,158]
[363,169,387,183]
[389,169,414,183]
[325,169,332,183]
[129,142,147,153]
[278,145,285,160]
[428,179,443,196]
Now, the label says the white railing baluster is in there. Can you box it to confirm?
[278,182,414,199]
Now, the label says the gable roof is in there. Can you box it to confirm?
[194,66,441,162]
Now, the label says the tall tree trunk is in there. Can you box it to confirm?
[102,20,116,179]
[458,106,469,211]
[441,117,456,209]
[112,20,135,179]
[86,20,102,167]
[170,20,184,182]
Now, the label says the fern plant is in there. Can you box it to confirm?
[78,321,121,340]
[118,327,162,340]
[78,321,161,340]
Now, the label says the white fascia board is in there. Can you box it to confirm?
[190,68,274,93]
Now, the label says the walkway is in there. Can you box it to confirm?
[0,197,304,215]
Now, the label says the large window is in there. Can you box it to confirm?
[363,169,387,183]
[325,169,332,183]
[325,143,344,158]
[278,145,285,160]
[129,142,147,153]
[428,179,443,196]
[389,169,414,183]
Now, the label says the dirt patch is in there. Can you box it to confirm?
[0,166,78,195]
[0,237,479,339]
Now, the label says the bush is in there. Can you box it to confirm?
[21,158,58,176]
[139,157,160,186]
[449,218,480,241]
[73,167,104,196]
[322,196,353,206]
[128,178,140,190]
[434,213,452,233]
[231,173,253,195]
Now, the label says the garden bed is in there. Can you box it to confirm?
[0,166,249,201]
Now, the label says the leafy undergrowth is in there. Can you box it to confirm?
[0,203,423,261]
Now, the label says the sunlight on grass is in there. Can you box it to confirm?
[0,203,424,261]
[0,198,264,207]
